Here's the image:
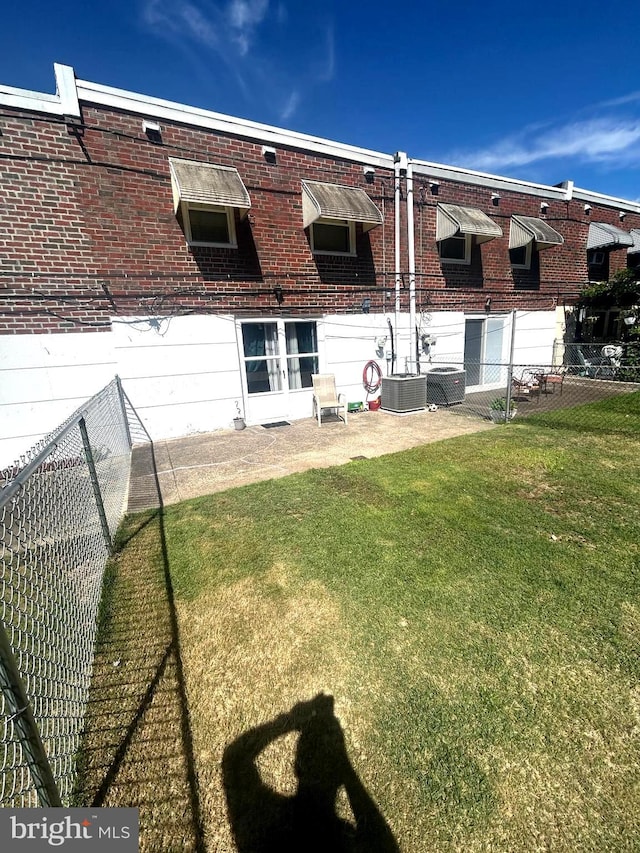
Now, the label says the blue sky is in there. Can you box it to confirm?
[3,1,640,201]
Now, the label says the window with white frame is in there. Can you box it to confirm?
[310,218,355,255]
[182,203,236,247]
[509,242,532,269]
[438,234,471,264]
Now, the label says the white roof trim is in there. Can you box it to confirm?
[0,83,64,115]
[54,63,80,118]
[412,159,568,201]
[574,186,640,216]
[1,65,640,214]
[75,77,395,170]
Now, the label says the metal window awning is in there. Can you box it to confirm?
[302,180,383,232]
[509,215,564,251]
[169,158,251,216]
[587,222,633,250]
[628,229,640,255]
[436,203,502,244]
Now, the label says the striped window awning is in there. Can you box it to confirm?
[628,229,640,255]
[509,215,563,251]
[587,222,633,250]
[169,158,251,215]
[436,203,502,244]
[302,180,383,232]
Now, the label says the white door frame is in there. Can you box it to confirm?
[236,317,322,425]
[463,314,509,391]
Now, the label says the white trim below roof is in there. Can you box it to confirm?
[75,77,395,170]
[411,159,568,201]
[0,64,80,118]
[572,186,640,216]
[0,83,63,115]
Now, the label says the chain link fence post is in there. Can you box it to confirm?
[79,416,114,556]
[0,625,62,807]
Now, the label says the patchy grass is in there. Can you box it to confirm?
[85,393,640,851]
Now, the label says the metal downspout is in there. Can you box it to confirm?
[406,160,416,372]
[393,154,403,374]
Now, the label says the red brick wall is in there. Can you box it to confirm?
[0,105,396,333]
[1,103,638,333]
[411,178,640,314]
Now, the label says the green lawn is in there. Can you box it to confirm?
[89,393,640,851]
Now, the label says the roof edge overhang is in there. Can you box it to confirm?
[76,79,395,170]
[3,65,640,214]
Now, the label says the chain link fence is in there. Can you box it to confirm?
[0,377,136,807]
[440,359,640,427]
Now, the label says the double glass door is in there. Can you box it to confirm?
[239,320,319,423]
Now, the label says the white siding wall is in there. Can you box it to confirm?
[511,310,557,366]
[0,332,116,466]
[0,309,557,468]
[323,314,390,404]
[112,314,244,441]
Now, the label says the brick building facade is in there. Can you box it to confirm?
[1,64,639,463]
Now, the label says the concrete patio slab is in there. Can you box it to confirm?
[127,405,492,511]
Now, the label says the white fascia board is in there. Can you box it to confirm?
[54,63,80,118]
[572,186,640,215]
[410,159,567,201]
[0,83,63,115]
[75,78,395,170]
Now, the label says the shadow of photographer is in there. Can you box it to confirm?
[223,693,399,853]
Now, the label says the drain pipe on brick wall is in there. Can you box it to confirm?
[406,159,417,373]
[393,152,407,374]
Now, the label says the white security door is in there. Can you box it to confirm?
[464,317,507,390]
[239,320,319,424]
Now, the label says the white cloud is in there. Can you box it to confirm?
[596,91,640,109]
[316,24,335,83]
[227,0,269,55]
[280,89,300,122]
[142,0,267,57]
[141,2,335,122]
[448,117,640,172]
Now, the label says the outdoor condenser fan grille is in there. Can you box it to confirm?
[381,375,427,412]
[426,367,466,405]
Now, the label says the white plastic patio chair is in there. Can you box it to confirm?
[311,374,348,426]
